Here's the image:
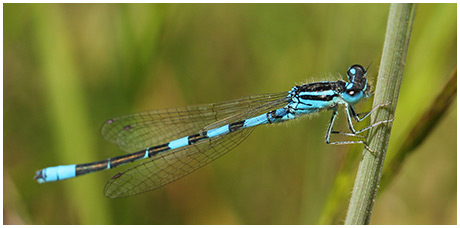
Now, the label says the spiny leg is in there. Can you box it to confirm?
[331,132,365,137]
[325,105,393,154]
[350,102,392,122]
[325,108,373,152]
[333,102,393,136]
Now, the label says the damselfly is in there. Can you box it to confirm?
[35,64,392,198]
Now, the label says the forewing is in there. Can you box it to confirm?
[101,92,287,152]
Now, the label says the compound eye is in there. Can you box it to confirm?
[347,64,366,78]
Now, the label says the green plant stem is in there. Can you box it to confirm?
[344,3,416,225]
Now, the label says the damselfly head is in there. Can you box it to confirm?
[347,64,369,92]
[347,64,366,82]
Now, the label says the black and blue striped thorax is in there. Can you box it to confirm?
[284,64,371,118]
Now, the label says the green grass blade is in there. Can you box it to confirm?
[344,3,416,225]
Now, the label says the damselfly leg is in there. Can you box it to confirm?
[326,102,393,153]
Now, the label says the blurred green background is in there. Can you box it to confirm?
[4,3,456,225]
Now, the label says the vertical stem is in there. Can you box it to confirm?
[344,3,416,225]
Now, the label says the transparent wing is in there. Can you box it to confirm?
[104,128,253,198]
[103,96,290,198]
[101,92,287,152]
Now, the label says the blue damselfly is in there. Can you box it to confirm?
[35,64,392,198]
